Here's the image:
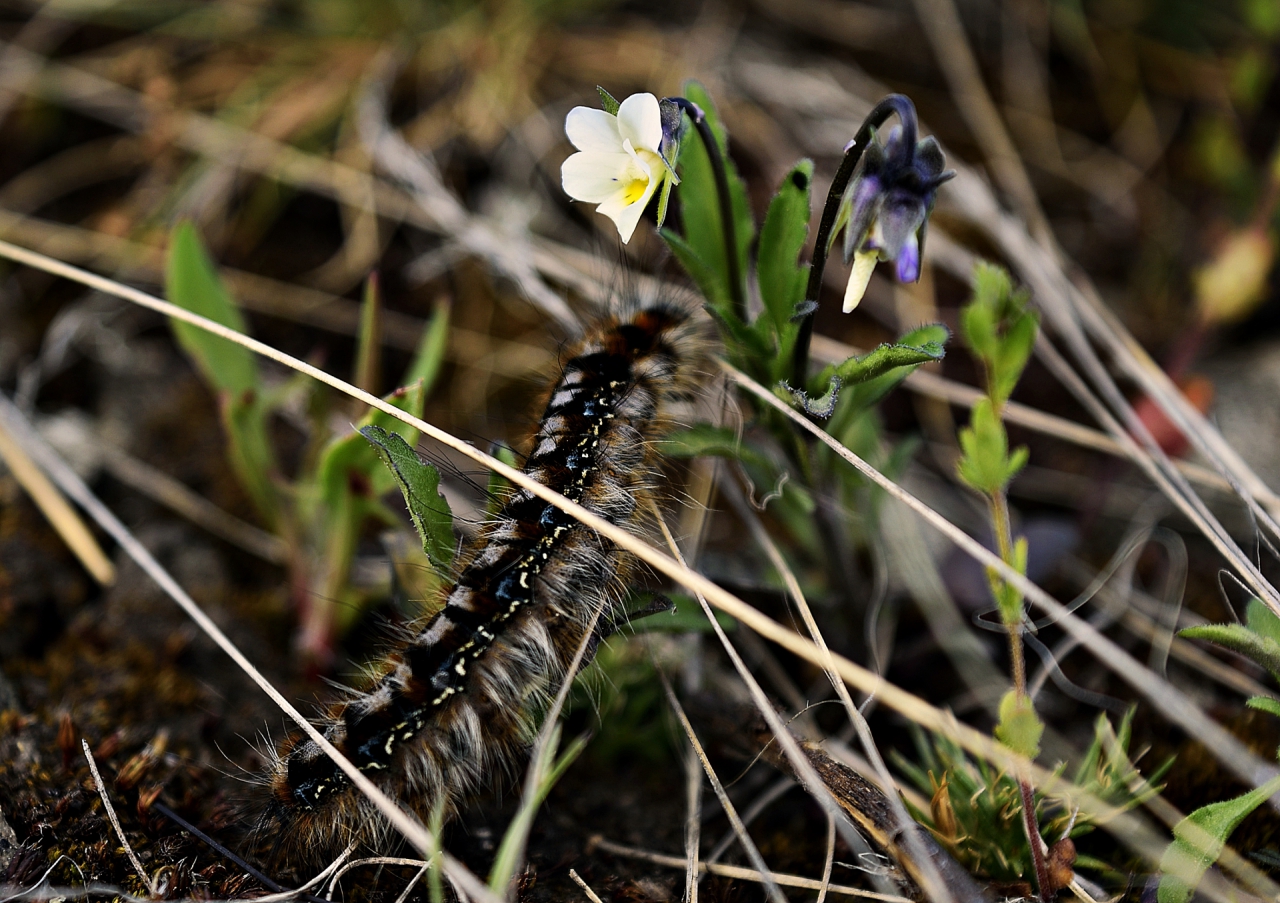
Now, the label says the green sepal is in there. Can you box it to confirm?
[596,85,620,115]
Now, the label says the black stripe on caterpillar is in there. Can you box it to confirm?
[251,301,706,867]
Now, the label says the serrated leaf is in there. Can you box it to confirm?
[995,690,1043,759]
[1180,622,1280,681]
[1247,695,1280,718]
[828,324,950,417]
[166,221,259,396]
[1158,773,1280,903]
[757,160,813,344]
[361,424,455,571]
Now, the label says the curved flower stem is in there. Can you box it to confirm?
[791,94,918,388]
[671,97,746,322]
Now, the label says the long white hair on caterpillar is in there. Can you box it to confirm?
[248,289,710,868]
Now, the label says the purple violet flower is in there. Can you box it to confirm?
[839,125,953,311]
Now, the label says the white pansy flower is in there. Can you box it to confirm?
[561,92,676,243]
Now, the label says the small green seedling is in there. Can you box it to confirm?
[165,221,454,666]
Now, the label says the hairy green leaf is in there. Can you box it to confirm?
[957,398,1028,496]
[1158,773,1280,903]
[757,159,813,357]
[1180,621,1280,682]
[361,424,455,571]
[995,689,1043,760]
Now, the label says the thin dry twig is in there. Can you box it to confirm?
[81,741,155,897]
[683,742,703,903]
[656,671,788,903]
[590,837,910,902]
[567,870,605,903]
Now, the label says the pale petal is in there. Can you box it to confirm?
[616,92,662,154]
[596,175,660,243]
[561,151,631,203]
[565,106,622,152]
[620,138,655,179]
[843,250,879,313]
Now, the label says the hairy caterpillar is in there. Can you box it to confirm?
[253,299,705,866]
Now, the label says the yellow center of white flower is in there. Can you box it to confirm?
[618,149,663,206]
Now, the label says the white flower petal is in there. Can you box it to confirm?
[565,106,622,152]
[616,92,662,154]
[596,172,660,243]
[843,249,879,313]
[561,151,632,203]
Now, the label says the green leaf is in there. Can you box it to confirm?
[1247,695,1280,718]
[166,220,259,397]
[995,690,1043,759]
[961,261,1038,408]
[956,398,1028,496]
[662,228,724,313]
[1247,597,1280,645]
[220,391,280,527]
[360,425,455,566]
[827,324,950,420]
[361,424,455,572]
[670,81,754,320]
[596,85,620,116]
[1180,621,1280,682]
[1158,774,1280,903]
[633,596,737,633]
[757,159,813,349]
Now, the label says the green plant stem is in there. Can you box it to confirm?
[673,97,745,322]
[989,487,1049,900]
[987,489,1027,692]
[1019,778,1051,902]
[791,94,918,387]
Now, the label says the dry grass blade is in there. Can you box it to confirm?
[651,505,940,902]
[0,409,114,585]
[590,837,911,902]
[809,333,1259,505]
[657,670,788,903]
[683,742,702,903]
